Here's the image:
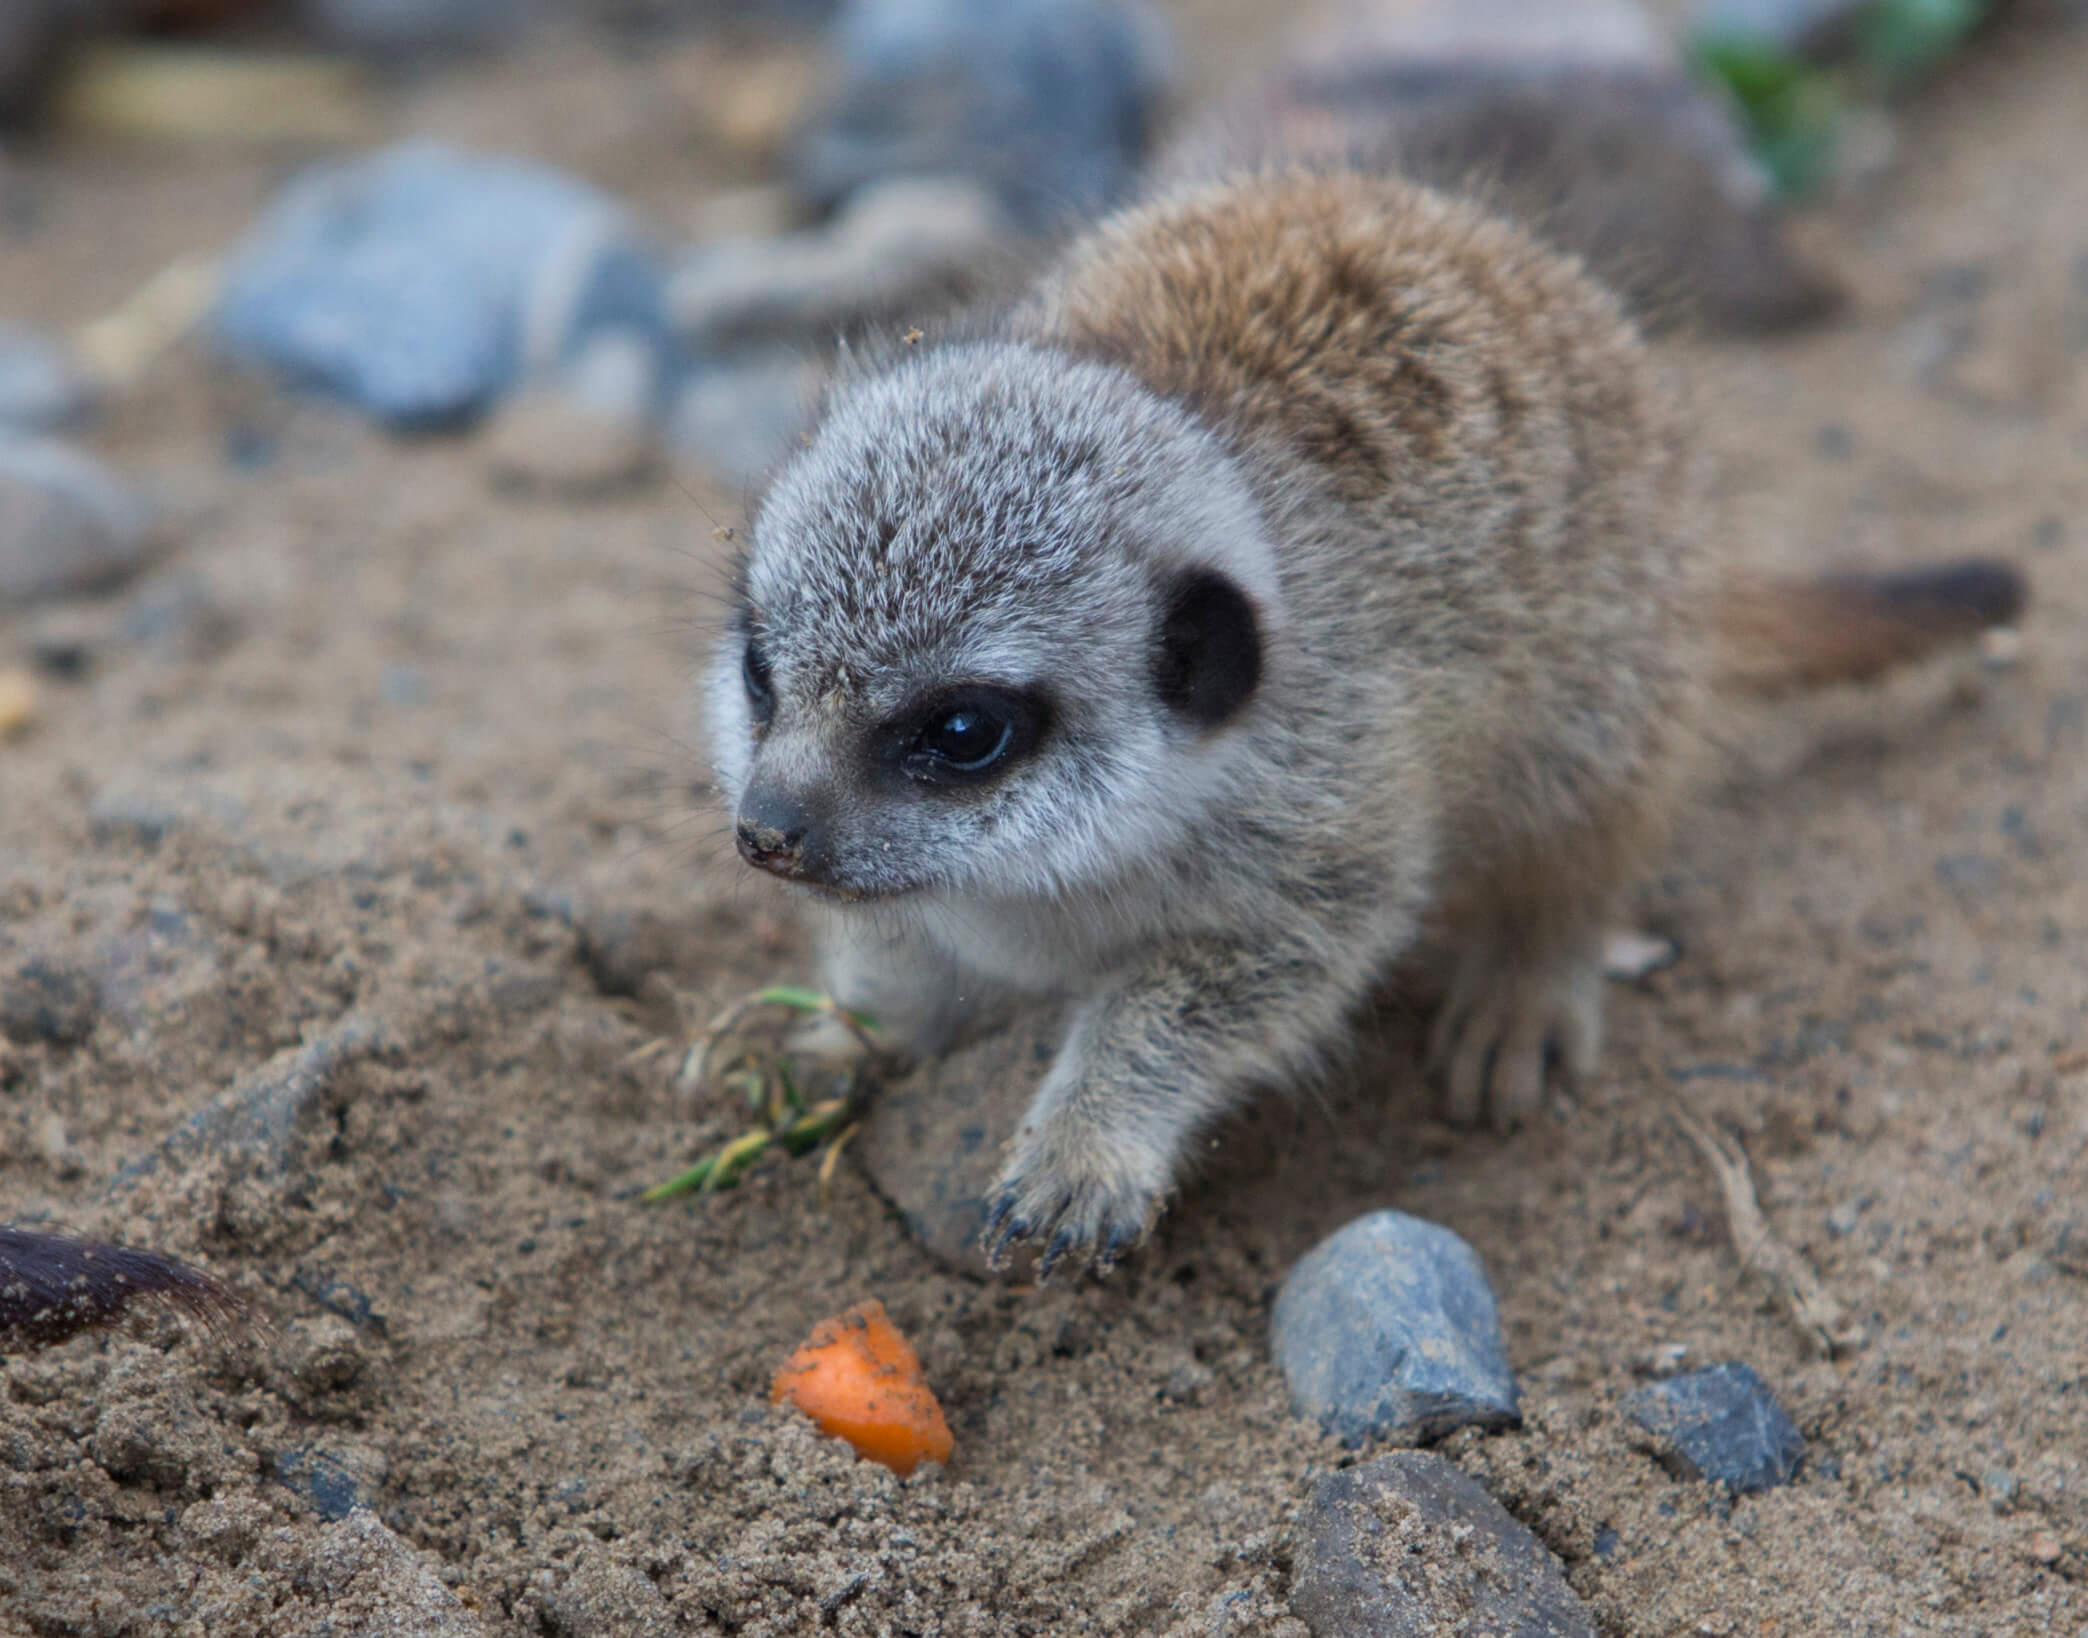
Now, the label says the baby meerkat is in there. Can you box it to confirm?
[705,166,2021,1277]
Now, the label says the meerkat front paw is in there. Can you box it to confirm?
[1427,939,1604,1131]
[982,1120,1169,1280]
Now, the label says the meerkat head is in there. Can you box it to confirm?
[706,340,1284,907]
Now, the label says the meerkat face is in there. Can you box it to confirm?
[706,342,1284,908]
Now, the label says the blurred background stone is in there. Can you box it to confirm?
[211,142,668,430]
[790,0,1174,232]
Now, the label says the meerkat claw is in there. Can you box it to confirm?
[1037,1226,1081,1284]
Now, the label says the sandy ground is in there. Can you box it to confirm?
[2,7,2086,1635]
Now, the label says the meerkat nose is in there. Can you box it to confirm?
[734,787,820,881]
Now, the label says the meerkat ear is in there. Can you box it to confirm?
[1153,568,1262,728]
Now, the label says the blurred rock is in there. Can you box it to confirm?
[0,325,95,433]
[667,350,819,488]
[1159,0,1840,333]
[484,330,659,497]
[1623,1362,1805,1493]
[0,0,76,129]
[792,0,1173,231]
[1691,0,1865,50]
[1271,1209,1520,1446]
[0,435,158,608]
[212,142,668,430]
[274,1443,385,1521]
[1292,1451,1597,1638]
[299,0,534,56]
[0,955,100,1046]
[671,175,1010,349]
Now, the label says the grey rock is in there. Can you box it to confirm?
[300,0,534,56]
[1690,0,1865,52]
[308,1509,491,1637]
[483,329,660,497]
[1272,1210,1520,1446]
[670,175,1011,349]
[1291,1450,1597,1638]
[0,954,99,1045]
[793,0,1172,230]
[853,1005,1061,1277]
[274,1445,369,1521]
[0,435,157,608]
[212,142,668,430]
[106,1012,392,1195]
[1623,1362,1805,1493]
[666,350,821,488]
[0,324,94,433]
[1158,0,1840,334]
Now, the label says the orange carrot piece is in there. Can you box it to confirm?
[770,1299,954,1476]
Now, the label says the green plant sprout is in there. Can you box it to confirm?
[641,986,881,1204]
[1693,0,1990,198]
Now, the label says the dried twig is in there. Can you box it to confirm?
[1667,1101,1864,1358]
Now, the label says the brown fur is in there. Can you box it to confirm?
[719,163,2025,1273]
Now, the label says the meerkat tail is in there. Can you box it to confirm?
[1713,559,2027,695]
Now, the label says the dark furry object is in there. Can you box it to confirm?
[0,1225,240,1351]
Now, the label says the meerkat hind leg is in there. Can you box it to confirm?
[1426,919,1607,1131]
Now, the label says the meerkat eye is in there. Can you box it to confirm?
[741,638,775,722]
[892,686,1048,786]
[919,707,1008,769]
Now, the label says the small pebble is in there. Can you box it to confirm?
[1271,1209,1520,1446]
[483,330,659,497]
[1,955,100,1045]
[273,1445,369,1521]
[1623,1362,1805,1493]
[1291,1450,1596,1638]
[2027,1530,2063,1565]
[0,665,36,738]
[0,435,158,608]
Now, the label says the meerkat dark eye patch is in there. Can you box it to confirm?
[741,637,775,724]
[886,685,1049,787]
[1153,569,1261,728]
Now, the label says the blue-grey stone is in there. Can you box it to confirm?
[0,324,94,433]
[1271,1209,1520,1446]
[299,0,533,56]
[211,142,667,430]
[792,0,1172,231]
[1691,0,1864,51]
[274,1446,365,1521]
[0,435,157,608]
[1292,1451,1596,1638]
[1623,1362,1805,1493]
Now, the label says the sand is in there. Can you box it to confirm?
[0,8,2084,1634]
